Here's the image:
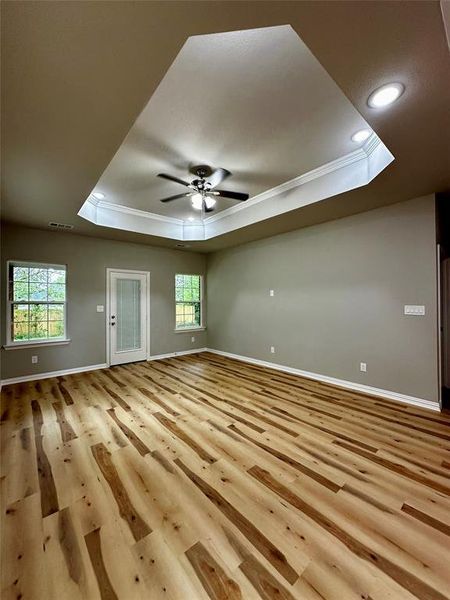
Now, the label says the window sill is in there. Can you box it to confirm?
[3,339,71,350]
[174,327,206,333]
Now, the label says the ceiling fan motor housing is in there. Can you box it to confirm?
[189,164,213,178]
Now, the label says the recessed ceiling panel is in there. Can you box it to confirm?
[79,24,393,237]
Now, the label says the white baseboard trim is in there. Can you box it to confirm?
[1,363,108,386]
[0,349,208,386]
[148,347,207,361]
[206,348,440,412]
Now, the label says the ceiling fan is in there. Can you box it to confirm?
[157,165,249,213]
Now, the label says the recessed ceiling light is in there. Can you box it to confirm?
[351,128,372,143]
[187,216,195,222]
[367,83,404,108]
[92,192,105,200]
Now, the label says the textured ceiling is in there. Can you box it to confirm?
[1,1,450,252]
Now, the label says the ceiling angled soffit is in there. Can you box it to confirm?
[78,25,394,242]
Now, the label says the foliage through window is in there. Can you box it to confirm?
[8,262,67,343]
[175,274,202,329]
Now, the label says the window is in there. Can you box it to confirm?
[175,274,202,330]
[7,261,67,345]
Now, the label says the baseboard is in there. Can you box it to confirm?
[0,349,207,386]
[1,363,108,386]
[206,348,440,412]
[148,347,207,361]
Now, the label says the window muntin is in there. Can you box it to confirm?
[175,274,202,329]
[8,262,67,344]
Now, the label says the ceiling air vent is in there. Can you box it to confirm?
[48,222,74,231]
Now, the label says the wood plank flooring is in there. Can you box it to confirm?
[1,352,450,600]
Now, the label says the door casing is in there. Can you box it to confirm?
[106,268,150,366]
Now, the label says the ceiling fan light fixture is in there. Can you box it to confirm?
[191,193,203,210]
[204,196,216,210]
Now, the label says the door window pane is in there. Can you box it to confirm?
[116,278,141,352]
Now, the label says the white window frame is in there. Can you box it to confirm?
[174,273,205,333]
[5,260,70,349]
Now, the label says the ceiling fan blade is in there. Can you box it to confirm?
[208,168,231,189]
[215,190,249,201]
[160,192,192,203]
[157,173,191,187]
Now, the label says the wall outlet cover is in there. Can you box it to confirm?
[96,305,104,312]
[270,346,275,353]
[360,362,367,372]
[31,356,38,364]
[269,289,275,297]
[404,305,425,316]
[191,336,195,343]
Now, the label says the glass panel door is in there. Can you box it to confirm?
[109,271,148,365]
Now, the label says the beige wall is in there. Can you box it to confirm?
[1,224,207,379]
[207,195,439,404]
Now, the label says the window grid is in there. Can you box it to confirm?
[175,274,201,329]
[8,262,67,343]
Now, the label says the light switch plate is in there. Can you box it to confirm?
[404,305,425,316]
[96,305,104,313]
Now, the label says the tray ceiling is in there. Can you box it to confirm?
[79,25,393,240]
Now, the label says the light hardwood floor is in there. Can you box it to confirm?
[1,352,450,600]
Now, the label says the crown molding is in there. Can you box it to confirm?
[204,133,382,225]
[96,199,184,224]
[78,133,394,242]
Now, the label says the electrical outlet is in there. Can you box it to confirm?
[360,362,367,372]
[269,289,275,297]
[270,346,275,354]
[32,355,38,364]
[191,336,195,343]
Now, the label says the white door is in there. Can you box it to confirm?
[108,270,149,366]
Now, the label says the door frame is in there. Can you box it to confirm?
[106,268,151,367]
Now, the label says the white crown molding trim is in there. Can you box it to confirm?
[78,133,393,242]
[206,348,440,412]
[1,363,108,386]
[204,135,379,225]
[96,200,184,225]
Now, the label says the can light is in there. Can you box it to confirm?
[368,83,404,108]
[351,128,372,143]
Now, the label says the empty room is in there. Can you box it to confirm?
[1,1,450,599]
